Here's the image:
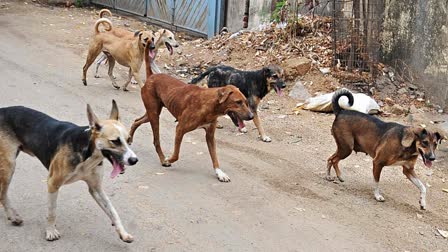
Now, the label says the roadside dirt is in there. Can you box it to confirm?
[1,2,448,251]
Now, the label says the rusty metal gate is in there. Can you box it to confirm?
[90,0,223,38]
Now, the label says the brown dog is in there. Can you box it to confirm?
[327,89,443,209]
[82,18,156,90]
[128,42,254,182]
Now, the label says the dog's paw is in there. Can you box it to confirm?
[112,85,120,90]
[325,175,335,181]
[94,74,100,78]
[215,168,231,182]
[8,214,23,226]
[419,199,427,210]
[119,233,134,243]
[131,80,138,85]
[374,194,385,202]
[162,159,172,167]
[82,79,87,86]
[45,227,61,241]
[261,136,272,142]
[238,127,248,133]
[337,176,345,182]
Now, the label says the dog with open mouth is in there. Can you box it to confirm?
[127,42,253,182]
[0,100,138,242]
[189,65,285,142]
[327,89,443,210]
[93,9,179,78]
[82,18,156,91]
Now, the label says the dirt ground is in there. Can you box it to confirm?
[1,2,448,251]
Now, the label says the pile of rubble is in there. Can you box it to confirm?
[175,16,332,79]
[171,15,434,115]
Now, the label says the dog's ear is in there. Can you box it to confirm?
[262,67,271,77]
[86,104,101,130]
[435,132,444,144]
[402,127,427,147]
[109,99,120,121]
[134,30,142,37]
[218,87,233,104]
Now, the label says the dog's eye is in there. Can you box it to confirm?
[236,100,243,105]
[169,37,173,40]
[152,37,155,42]
[421,140,429,147]
[272,74,278,78]
[144,38,148,42]
[111,138,121,146]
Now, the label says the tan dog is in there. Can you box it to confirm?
[82,18,156,90]
[327,89,443,210]
[95,28,179,80]
[0,100,138,242]
[94,10,179,78]
[128,43,254,182]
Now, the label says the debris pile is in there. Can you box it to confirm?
[164,15,435,115]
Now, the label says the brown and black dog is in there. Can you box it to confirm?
[0,101,137,242]
[128,42,253,182]
[327,89,443,210]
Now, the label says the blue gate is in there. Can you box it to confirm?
[90,0,224,38]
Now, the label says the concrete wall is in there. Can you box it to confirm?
[382,0,448,109]
[225,0,273,32]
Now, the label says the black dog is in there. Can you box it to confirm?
[190,65,285,142]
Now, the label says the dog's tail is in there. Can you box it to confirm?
[99,9,112,18]
[332,88,354,115]
[189,67,216,84]
[94,18,112,34]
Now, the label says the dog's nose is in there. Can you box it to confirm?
[128,157,138,166]
[174,44,179,48]
[247,112,254,120]
[428,154,436,161]
[281,82,286,88]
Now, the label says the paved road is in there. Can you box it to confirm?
[0,13,385,252]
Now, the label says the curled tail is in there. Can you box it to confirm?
[94,18,112,34]
[189,67,216,84]
[99,9,112,18]
[332,89,354,115]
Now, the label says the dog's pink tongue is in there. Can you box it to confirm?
[110,159,124,179]
[149,50,156,59]
[169,46,174,55]
[424,159,433,168]
[275,86,283,96]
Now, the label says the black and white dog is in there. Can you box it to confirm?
[0,100,137,242]
[190,65,286,142]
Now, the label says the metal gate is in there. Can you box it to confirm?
[116,0,146,16]
[90,0,223,38]
[173,0,208,36]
